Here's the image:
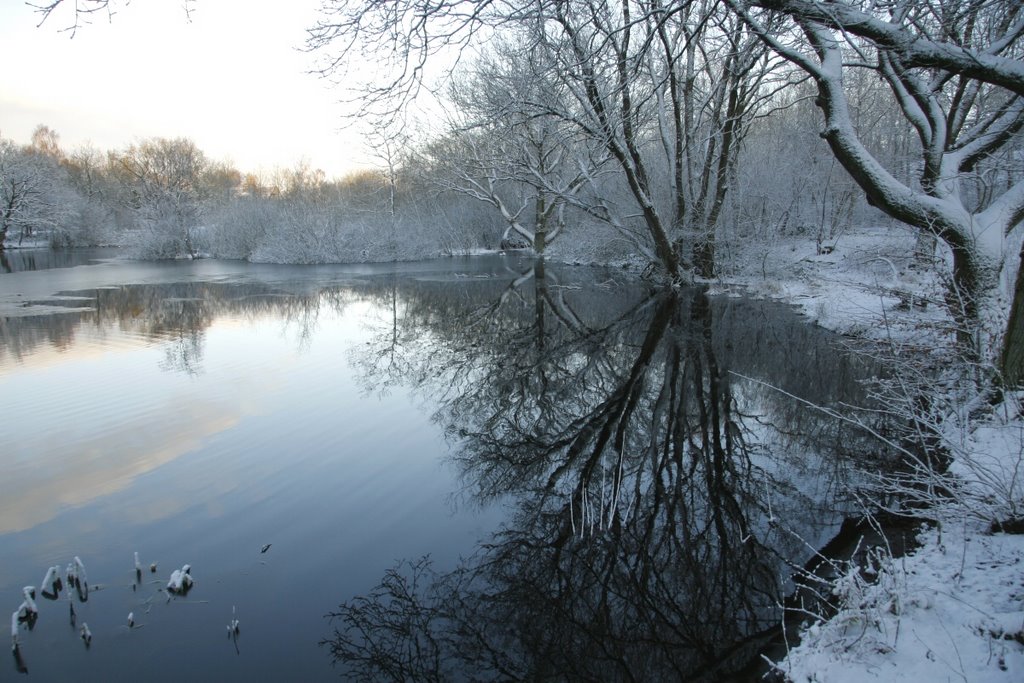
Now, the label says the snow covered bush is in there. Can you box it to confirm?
[205,197,279,260]
[850,329,1024,533]
[125,213,201,260]
[776,524,1024,683]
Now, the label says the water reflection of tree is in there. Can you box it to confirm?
[0,280,357,371]
[326,266,883,681]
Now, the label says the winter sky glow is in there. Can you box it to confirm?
[0,0,367,178]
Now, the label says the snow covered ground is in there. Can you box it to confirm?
[717,224,950,340]
[719,225,1024,682]
[777,519,1024,682]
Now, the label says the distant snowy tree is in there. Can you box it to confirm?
[0,137,75,249]
[112,137,208,258]
[29,125,62,159]
[442,40,603,255]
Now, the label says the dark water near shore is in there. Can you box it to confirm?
[0,251,880,680]
[0,247,120,274]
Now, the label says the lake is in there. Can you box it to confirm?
[1,250,881,681]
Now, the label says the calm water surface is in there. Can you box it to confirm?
[0,251,879,681]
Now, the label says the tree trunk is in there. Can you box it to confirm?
[692,238,715,278]
[1,192,14,251]
[534,194,547,254]
[1001,245,1024,387]
[951,241,1003,358]
[534,259,547,351]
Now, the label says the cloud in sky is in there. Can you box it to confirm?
[0,0,370,178]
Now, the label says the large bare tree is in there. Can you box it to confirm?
[309,0,789,279]
[727,0,1024,380]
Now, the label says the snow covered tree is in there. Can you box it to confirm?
[0,137,76,250]
[29,125,62,159]
[642,0,792,276]
[444,39,600,255]
[112,137,208,257]
[727,0,1024,382]
[309,0,689,276]
[309,0,798,278]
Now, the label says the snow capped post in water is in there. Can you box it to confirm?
[20,587,37,617]
[73,557,87,586]
[167,564,194,594]
[68,556,88,599]
[41,565,61,599]
[10,610,18,651]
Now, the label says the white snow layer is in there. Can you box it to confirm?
[728,226,1024,681]
[775,522,1024,682]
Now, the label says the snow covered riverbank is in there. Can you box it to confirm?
[777,508,1024,682]
[720,225,1024,682]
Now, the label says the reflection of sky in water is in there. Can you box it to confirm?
[0,281,500,681]
[1,320,291,535]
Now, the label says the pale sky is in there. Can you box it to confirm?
[0,0,372,178]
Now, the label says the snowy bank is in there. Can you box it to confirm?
[717,224,949,341]
[721,225,1024,681]
[775,520,1024,682]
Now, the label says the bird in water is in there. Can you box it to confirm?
[260,544,271,554]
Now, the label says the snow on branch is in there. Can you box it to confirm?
[747,0,1024,95]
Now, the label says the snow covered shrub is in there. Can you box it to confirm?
[249,202,337,263]
[65,202,118,247]
[777,523,1024,683]
[206,198,279,260]
[948,394,1024,529]
[416,193,505,256]
[847,324,1024,532]
[127,214,200,259]
[546,216,643,267]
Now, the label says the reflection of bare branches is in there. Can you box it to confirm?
[1,279,364,372]
[159,330,204,376]
[279,294,325,353]
[323,557,450,683]
[329,281,888,680]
